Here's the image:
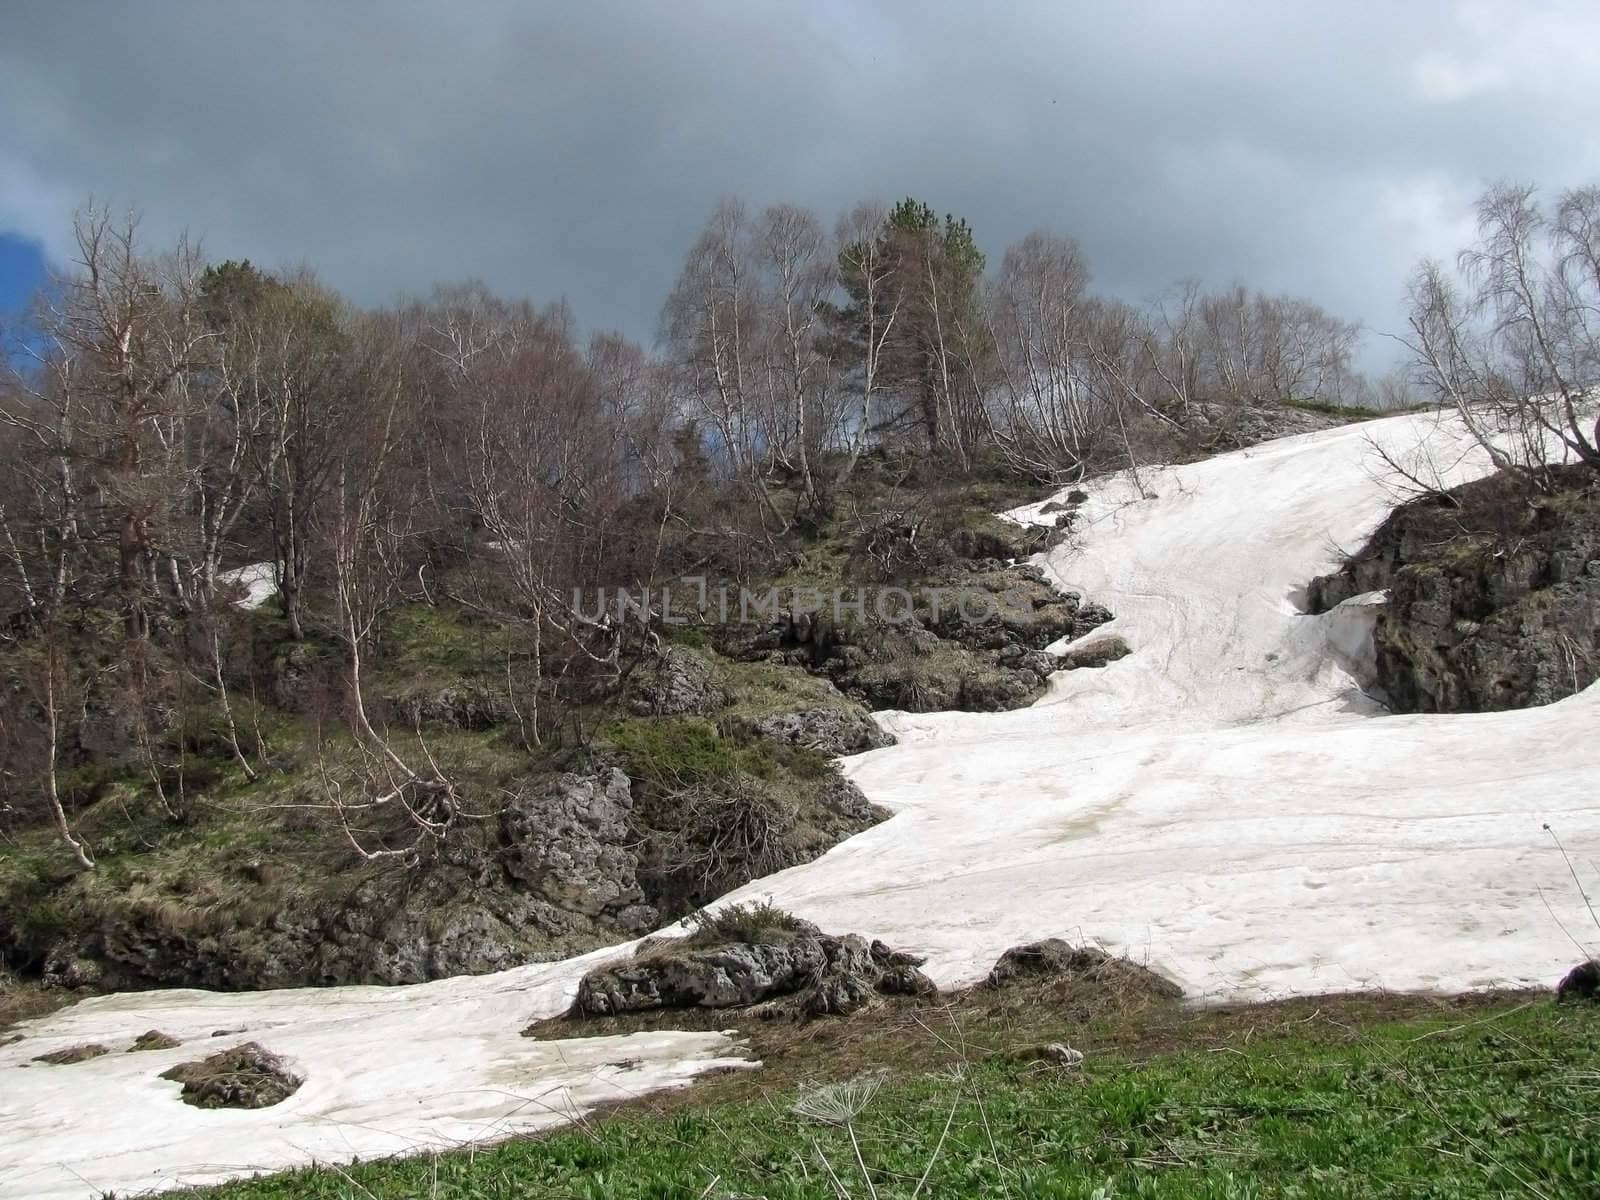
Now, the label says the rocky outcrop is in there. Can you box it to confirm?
[574,934,829,1014]
[1187,401,1349,450]
[161,1042,302,1109]
[1309,467,1600,712]
[383,683,513,731]
[31,768,664,992]
[23,746,887,993]
[718,561,1102,714]
[32,1043,110,1065]
[569,922,934,1020]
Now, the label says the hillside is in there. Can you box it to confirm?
[3,406,1598,1198]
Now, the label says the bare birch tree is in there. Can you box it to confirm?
[753,204,832,503]
[1408,181,1600,490]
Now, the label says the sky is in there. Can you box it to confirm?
[2,1,1599,371]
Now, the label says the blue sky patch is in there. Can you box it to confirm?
[0,232,47,318]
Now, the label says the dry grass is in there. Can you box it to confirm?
[528,945,1525,1123]
[0,964,69,1037]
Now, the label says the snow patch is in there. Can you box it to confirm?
[0,944,753,1199]
[217,561,277,610]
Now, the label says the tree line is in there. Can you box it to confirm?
[1,182,1593,867]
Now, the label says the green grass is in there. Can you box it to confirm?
[601,717,762,787]
[375,601,517,682]
[180,1000,1600,1199]
[600,716,831,790]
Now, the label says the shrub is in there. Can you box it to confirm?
[684,899,810,945]
[602,718,751,790]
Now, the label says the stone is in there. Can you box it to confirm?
[876,965,938,996]
[870,939,926,968]
[744,706,893,755]
[628,646,729,717]
[499,768,646,917]
[1059,635,1130,670]
[1070,603,1116,640]
[573,934,830,1015]
[569,927,934,1020]
[1557,959,1600,1002]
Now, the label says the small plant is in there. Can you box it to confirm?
[791,1068,888,1126]
[683,899,811,945]
[792,1069,891,1200]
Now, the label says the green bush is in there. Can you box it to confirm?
[684,899,811,945]
[665,624,708,649]
[18,898,70,946]
[602,718,754,789]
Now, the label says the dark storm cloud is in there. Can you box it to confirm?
[3,1,1598,365]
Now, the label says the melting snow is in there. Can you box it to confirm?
[5,408,1598,1197]
[217,562,278,610]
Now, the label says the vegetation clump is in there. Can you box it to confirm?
[682,899,815,946]
[160,1041,302,1109]
[31,1042,109,1065]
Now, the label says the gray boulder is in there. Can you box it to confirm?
[628,646,729,716]
[1059,634,1130,670]
[744,706,893,755]
[500,767,649,918]
[575,934,829,1015]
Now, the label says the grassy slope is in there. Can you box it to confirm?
[180,995,1600,1199]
